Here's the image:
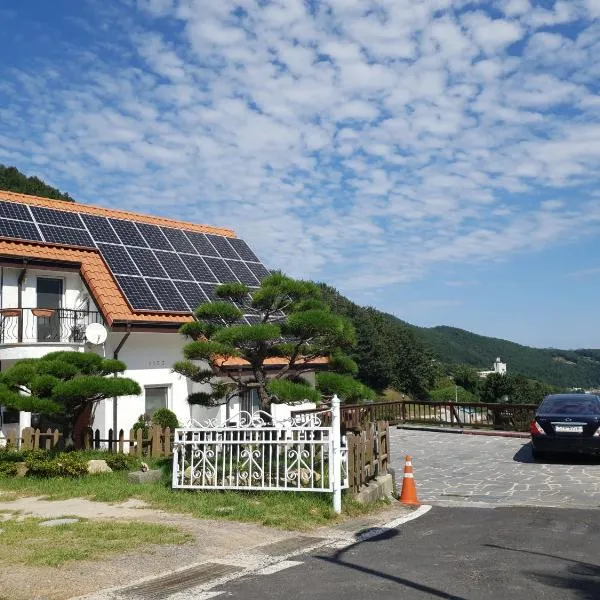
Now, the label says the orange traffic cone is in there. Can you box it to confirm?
[398,455,420,505]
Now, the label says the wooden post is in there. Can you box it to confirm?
[94,429,100,450]
[83,427,93,450]
[129,429,135,455]
[33,428,41,450]
[118,429,125,454]
[163,427,171,456]
[135,428,143,457]
[53,429,60,449]
[108,429,114,453]
[151,425,162,458]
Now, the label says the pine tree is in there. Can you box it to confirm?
[173,273,373,412]
[0,352,140,444]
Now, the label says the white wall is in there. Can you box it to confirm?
[1,266,95,312]
[93,331,215,436]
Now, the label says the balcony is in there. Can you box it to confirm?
[0,308,105,359]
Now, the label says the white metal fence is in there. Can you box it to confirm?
[172,396,348,511]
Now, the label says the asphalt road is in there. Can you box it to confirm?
[212,506,600,600]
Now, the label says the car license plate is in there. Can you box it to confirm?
[554,425,583,433]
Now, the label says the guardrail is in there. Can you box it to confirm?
[293,400,538,433]
[0,307,104,344]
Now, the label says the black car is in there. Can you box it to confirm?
[530,393,600,459]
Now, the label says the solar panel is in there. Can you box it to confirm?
[181,254,218,283]
[247,262,271,281]
[176,281,209,311]
[146,279,189,312]
[97,243,140,275]
[206,234,240,260]
[135,222,173,251]
[199,283,217,301]
[126,247,167,278]
[114,275,162,310]
[155,251,194,281]
[81,214,119,244]
[39,225,95,248]
[109,219,147,247]
[0,198,271,316]
[0,201,33,221]
[227,260,260,286]
[0,219,42,241]
[185,231,219,257]
[161,227,196,254]
[203,257,239,283]
[228,238,260,262]
[31,206,84,229]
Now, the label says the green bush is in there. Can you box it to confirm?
[0,461,18,477]
[429,385,478,403]
[151,408,179,430]
[132,413,151,437]
[0,448,47,463]
[104,453,139,471]
[25,453,88,478]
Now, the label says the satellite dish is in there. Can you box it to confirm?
[84,323,107,345]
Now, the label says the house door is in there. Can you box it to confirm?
[36,278,63,342]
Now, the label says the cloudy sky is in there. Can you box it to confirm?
[1,0,599,349]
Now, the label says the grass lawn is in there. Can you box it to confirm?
[0,470,388,530]
[0,518,191,567]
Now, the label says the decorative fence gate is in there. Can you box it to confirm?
[172,396,348,512]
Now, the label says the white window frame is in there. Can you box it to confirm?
[144,384,171,416]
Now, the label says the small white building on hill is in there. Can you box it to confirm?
[478,357,507,378]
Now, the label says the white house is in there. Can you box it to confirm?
[478,357,507,378]
[0,190,320,442]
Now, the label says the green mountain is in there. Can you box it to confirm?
[0,165,74,201]
[412,325,600,389]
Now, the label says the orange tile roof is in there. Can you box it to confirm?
[0,190,235,237]
[0,190,245,326]
[216,356,329,368]
[0,241,193,327]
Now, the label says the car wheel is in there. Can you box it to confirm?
[531,449,544,461]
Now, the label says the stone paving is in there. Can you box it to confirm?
[389,429,600,508]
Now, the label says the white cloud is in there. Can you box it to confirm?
[1,0,600,298]
[462,12,524,53]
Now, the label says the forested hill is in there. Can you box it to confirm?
[412,325,600,389]
[0,165,74,201]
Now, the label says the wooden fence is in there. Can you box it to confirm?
[4,426,173,458]
[294,400,537,433]
[346,421,389,495]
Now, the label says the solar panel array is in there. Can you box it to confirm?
[0,200,271,318]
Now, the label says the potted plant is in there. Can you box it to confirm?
[32,308,55,318]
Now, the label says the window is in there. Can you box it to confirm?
[145,386,169,416]
[239,389,259,414]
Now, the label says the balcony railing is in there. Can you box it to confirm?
[0,307,104,345]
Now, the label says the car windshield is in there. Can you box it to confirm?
[539,396,600,416]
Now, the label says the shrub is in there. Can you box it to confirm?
[151,408,179,430]
[104,453,139,471]
[25,453,88,478]
[0,461,18,477]
[132,413,151,437]
[0,448,47,463]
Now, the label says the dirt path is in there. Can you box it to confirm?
[0,497,292,600]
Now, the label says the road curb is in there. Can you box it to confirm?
[396,425,530,439]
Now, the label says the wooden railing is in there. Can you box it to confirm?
[294,400,537,433]
[5,426,173,458]
[346,421,389,495]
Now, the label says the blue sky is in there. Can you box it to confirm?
[1,0,600,349]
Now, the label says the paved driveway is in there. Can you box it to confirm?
[389,429,600,509]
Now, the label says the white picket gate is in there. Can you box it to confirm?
[172,395,348,512]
